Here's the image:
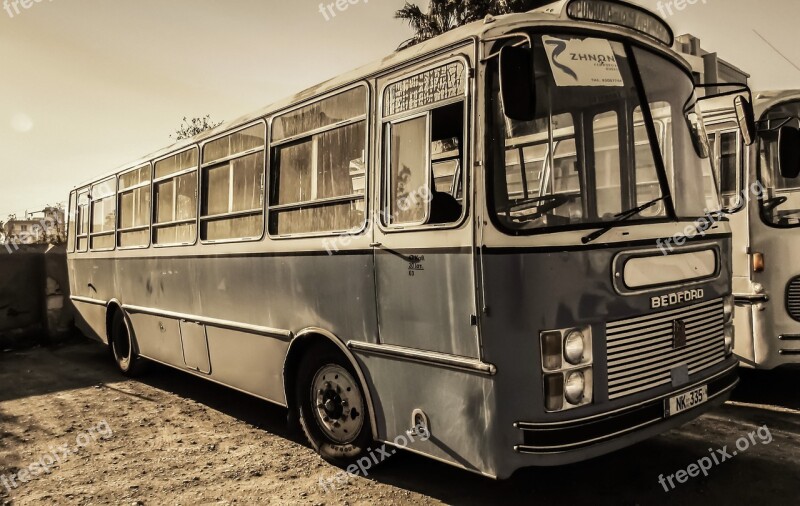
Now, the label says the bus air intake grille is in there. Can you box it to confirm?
[606,299,725,400]
[786,276,800,322]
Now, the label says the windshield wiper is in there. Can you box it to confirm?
[581,196,668,245]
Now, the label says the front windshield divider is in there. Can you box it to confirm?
[626,44,677,221]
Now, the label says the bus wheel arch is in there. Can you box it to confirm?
[284,328,379,444]
[106,301,144,376]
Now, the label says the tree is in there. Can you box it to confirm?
[395,0,547,49]
[171,115,223,141]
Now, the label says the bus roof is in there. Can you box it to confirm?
[73,0,680,190]
[754,90,800,117]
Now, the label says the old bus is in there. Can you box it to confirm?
[67,0,742,478]
[703,90,800,369]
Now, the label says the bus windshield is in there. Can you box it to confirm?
[491,34,720,233]
[759,100,800,226]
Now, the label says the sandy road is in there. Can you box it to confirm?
[1,340,798,505]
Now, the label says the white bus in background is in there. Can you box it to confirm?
[703,90,800,369]
[68,0,757,479]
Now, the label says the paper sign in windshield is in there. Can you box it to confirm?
[542,36,624,87]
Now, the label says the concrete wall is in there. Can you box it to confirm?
[0,244,74,349]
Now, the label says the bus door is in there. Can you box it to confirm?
[372,59,480,359]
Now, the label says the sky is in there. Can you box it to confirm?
[1,0,798,219]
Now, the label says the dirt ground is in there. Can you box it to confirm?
[0,340,798,506]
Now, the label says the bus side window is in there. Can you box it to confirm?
[268,87,368,236]
[153,148,199,246]
[118,164,152,248]
[67,191,77,253]
[386,102,464,226]
[201,124,266,242]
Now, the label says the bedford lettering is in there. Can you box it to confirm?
[652,289,705,309]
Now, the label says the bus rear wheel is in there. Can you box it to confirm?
[110,310,144,377]
[296,349,373,466]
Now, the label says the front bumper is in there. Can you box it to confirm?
[513,361,738,458]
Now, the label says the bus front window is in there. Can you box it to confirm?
[759,100,800,226]
[491,34,720,233]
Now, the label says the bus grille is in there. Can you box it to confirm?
[606,299,725,400]
[786,276,800,322]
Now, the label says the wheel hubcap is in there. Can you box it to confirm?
[311,365,364,444]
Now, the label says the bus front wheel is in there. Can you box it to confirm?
[296,349,373,466]
[110,310,144,377]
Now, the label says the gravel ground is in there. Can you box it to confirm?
[1,340,798,505]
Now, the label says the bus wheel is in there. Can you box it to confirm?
[296,349,372,465]
[110,310,143,377]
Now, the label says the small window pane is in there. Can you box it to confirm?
[594,111,622,217]
[91,196,115,235]
[90,234,114,250]
[203,124,266,164]
[388,116,428,225]
[273,88,366,141]
[204,165,231,216]
[120,165,151,190]
[316,122,366,200]
[269,202,363,236]
[67,192,76,253]
[155,149,198,179]
[155,180,175,223]
[119,229,149,248]
[202,214,262,241]
[154,223,196,245]
[231,153,264,212]
[273,140,313,205]
[175,173,197,221]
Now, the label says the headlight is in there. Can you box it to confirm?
[723,294,735,323]
[564,371,586,405]
[564,330,586,366]
[724,325,735,356]
[540,326,593,412]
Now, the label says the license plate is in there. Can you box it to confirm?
[666,385,708,417]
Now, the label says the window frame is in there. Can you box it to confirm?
[151,146,200,248]
[67,190,76,253]
[116,162,153,250]
[75,188,90,253]
[89,177,117,252]
[707,124,745,213]
[267,82,371,240]
[378,56,471,233]
[199,120,267,244]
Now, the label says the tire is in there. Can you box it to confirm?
[109,310,144,377]
[296,348,373,466]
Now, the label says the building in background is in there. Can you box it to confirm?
[3,206,66,245]
[674,34,750,93]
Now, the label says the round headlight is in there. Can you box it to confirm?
[564,330,586,365]
[564,371,585,405]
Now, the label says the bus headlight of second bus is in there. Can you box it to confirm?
[723,294,735,356]
[540,327,593,412]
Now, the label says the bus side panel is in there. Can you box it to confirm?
[71,300,107,344]
[129,312,184,366]
[355,353,497,476]
[205,327,289,404]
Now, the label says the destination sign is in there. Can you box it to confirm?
[384,62,466,117]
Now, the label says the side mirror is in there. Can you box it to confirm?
[777,126,800,179]
[499,46,536,122]
[734,95,757,146]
